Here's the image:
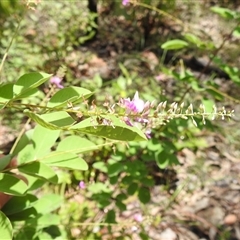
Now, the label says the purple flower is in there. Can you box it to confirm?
[79,181,85,189]
[120,92,153,138]
[145,129,151,139]
[122,0,130,6]
[50,76,64,89]
[133,213,143,222]
[122,91,145,114]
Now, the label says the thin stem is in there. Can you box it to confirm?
[131,0,184,28]
[0,19,22,80]
[9,85,56,155]
[9,118,31,155]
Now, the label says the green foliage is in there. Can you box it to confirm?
[161,39,189,50]
[0,1,239,239]
[47,87,93,108]
[0,211,12,240]
[0,173,28,195]
[70,116,147,141]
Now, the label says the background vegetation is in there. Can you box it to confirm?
[0,0,240,239]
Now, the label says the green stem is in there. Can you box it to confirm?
[0,19,22,80]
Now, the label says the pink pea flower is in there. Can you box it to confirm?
[133,213,143,222]
[50,76,64,89]
[122,91,145,114]
[79,181,86,189]
[122,0,130,6]
[120,92,152,138]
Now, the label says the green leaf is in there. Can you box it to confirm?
[13,226,36,240]
[13,72,52,99]
[18,144,35,164]
[222,65,240,84]
[202,99,215,113]
[32,125,60,159]
[122,175,133,185]
[57,135,97,154]
[2,194,38,215]
[92,162,107,172]
[26,213,60,229]
[155,150,169,169]
[70,116,147,141]
[141,177,154,187]
[127,182,138,195]
[0,155,12,171]
[41,151,88,171]
[161,39,188,50]
[105,210,116,223]
[31,194,63,214]
[11,129,33,156]
[116,200,126,211]
[0,211,12,240]
[24,110,75,130]
[138,187,150,204]
[0,173,28,195]
[107,162,124,176]
[233,26,240,37]
[183,33,203,47]
[211,6,235,19]
[0,83,13,109]
[109,175,118,185]
[88,182,111,194]
[47,86,93,108]
[155,150,179,169]
[37,231,53,240]
[147,138,163,151]
[18,161,58,184]
[13,88,39,99]
[24,110,60,130]
[40,111,76,128]
[25,175,45,191]
[6,207,38,222]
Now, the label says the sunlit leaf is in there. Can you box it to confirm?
[211,6,235,19]
[161,39,188,50]
[47,86,93,108]
[32,125,60,159]
[13,72,52,99]
[92,162,107,172]
[57,135,97,154]
[11,129,33,156]
[25,213,60,229]
[0,211,12,240]
[41,111,76,127]
[0,173,28,195]
[18,144,35,164]
[41,151,88,170]
[18,161,58,184]
[233,26,240,37]
[24,110,60,130]
[183,33,203,47]
[31,194,63,214]
[70,116,147,141]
